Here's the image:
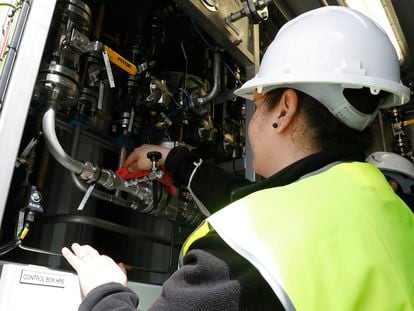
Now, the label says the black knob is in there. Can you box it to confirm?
[147,151,162,162]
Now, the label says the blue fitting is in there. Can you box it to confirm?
[113,135,135,152]
[68,115,90,130]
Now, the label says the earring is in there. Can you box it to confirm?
[272,122,278,128]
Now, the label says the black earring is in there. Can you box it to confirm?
[272,122,278,128]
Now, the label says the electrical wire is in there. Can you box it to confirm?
[224,62,242,86]
[0,1,23,62]
[169,85,192,109]
[178,87,192,106]
[0,3,16,9]
[0,0,23,9]
[0,223,29,256]
[180,40,188,90]
[0,239,21,255]
[190,17,212,48]
[0,17,13,61]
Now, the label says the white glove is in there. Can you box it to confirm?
[62,243,127,296]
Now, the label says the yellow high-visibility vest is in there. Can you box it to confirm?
[182,162,414,310]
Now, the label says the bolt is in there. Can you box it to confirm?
[233,39,243,46]
[31,191,42,203]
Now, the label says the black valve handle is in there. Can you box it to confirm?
[147,151,162,163]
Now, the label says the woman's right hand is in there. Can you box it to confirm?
[124,144,171,172]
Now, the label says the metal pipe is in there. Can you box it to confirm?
[43,107,151,209]
[70,170,139,209]
[119,147,127,168]
[71,124,82,157]
[198,50,221,104]
[69,124,139,210]
[378,110,388,152]
[42,107,84,174]
[115,146,128,197]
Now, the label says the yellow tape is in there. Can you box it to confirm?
[103,45,137,76]
[20,227,29,240]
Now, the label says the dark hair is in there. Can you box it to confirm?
[259,88,374,152]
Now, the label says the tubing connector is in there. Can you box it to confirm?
[42,106,153,208]
[96,169,153,206]
[79,161,100,183]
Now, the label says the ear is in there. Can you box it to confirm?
[272,89,299,133]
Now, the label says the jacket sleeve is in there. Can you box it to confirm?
[148,248,241,310]
[164,146,252,213]
[149,233,282,311]
[77,250,242,311]
[78,234,282,311]
[79,282,139,311]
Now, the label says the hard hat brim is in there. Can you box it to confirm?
[234,74,410,108]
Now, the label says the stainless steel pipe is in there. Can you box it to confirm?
[69,124,140,210]
[42,107,85,174]
[198,50,221,104]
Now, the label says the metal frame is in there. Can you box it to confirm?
[175,0,257,67]
[244,24,260,182]
[0,0,57,225]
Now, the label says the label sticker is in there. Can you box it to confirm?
[102,51,115,88]
[20,269,66,288]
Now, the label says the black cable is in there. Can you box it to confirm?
[0,239,21,256]
[0,222,29,256]
[0,238,20,249]
[190,17,211,48]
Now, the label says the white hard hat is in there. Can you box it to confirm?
[235,6,410,130]
[366,152,414,180]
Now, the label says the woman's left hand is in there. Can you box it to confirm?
[62,243,127,296]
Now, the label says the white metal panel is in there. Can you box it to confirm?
[0,0,57,224]
[0,262,163,310]
[0,262,82,311]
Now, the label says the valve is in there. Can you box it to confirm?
[226,0,271,25]
[147,151,162,173]
[147,151,163,211]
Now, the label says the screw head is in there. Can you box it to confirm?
[31,192,42,203]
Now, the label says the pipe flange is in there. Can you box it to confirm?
[58,0,92,29]
[34,64,80,107]
[67,0,92,17]
[79,87,98,108]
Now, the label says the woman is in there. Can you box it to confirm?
[63,6,414,310]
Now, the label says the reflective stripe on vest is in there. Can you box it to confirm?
[182,162,414,310]
[182,221,211,257]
